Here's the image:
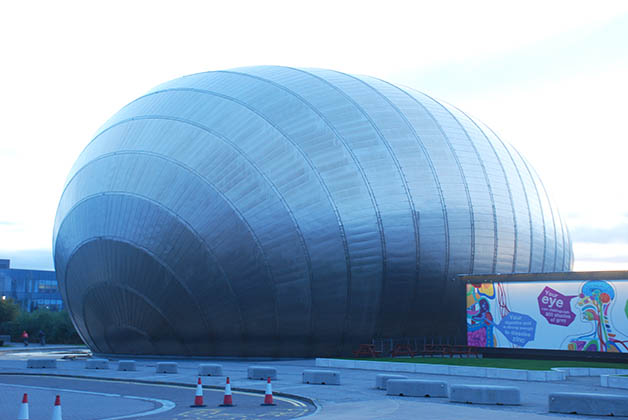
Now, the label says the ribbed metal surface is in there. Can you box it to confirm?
[53,66,573,357]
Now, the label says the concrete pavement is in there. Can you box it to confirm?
[0,347,627,419]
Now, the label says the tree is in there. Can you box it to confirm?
[0,298,19,323]
[0,306,82,344]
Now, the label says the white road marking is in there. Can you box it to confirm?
[102,395,176,420]
[0,382,176,419]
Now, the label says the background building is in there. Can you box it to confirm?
[53,66,572,357]
[0,259,63,312]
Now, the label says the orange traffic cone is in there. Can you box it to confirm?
[190,377,206,407]
[17,393,29,420]
[261,377,276,406]
[51,395,62,420]
[219,377,235,407]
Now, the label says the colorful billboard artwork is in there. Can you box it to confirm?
[467,283,496,347]
[566,281,628,352]
[466,280,628,352]
[537,286,576,326]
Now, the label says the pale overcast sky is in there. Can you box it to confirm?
[1,1,627,271]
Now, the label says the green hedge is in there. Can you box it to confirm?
[0,308,82,345]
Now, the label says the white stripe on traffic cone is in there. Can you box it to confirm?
[190,376,206,407]
[18,393,29,420]
[219,377,235,406]
[261,377,276,406]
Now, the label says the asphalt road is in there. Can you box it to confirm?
[0,375,315,420]
[2,347,627,419]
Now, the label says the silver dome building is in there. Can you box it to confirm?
[53,66,572,357]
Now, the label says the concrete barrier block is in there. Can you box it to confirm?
[375,374,407,390]
[387,379,448,398]
[526,370,547,381]
[606,376,628,390]
[450,384,520,405]
[248,365,277,380]
[118,360,136,371]
[448,366,487,377]
[302,369,340,385]
[616,369,628,375]
[27,359,57,369]
[85,358,108,369]
[600,375,609,387]
[156,362,178,374]
[315,358,331,367]
[414,364,449,375]
[198,363,223,376]
[549,392,628,416]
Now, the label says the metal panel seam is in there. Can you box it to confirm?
[530,165,560,270]
[220,68,386,347]
[423,94,497,274]
[480,123,535,273]
[56,190,244,342]
[508,146,548,272]
[449,105,519,273]
[402,87,475,279]
[306,68,420,337]
[80,278,192,354]
[357,75,450,281]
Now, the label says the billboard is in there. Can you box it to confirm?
[466,280,628,352]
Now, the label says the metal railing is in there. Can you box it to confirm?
[372,336,461,356]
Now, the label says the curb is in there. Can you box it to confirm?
[600,374,628,390]
[316,358,568,382]
[0,346,88,354]
[0,371,319,409]
[552,367,628,377]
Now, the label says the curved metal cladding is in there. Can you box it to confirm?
[53,66,573,357]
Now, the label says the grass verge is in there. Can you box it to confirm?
[350,357,628,371]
